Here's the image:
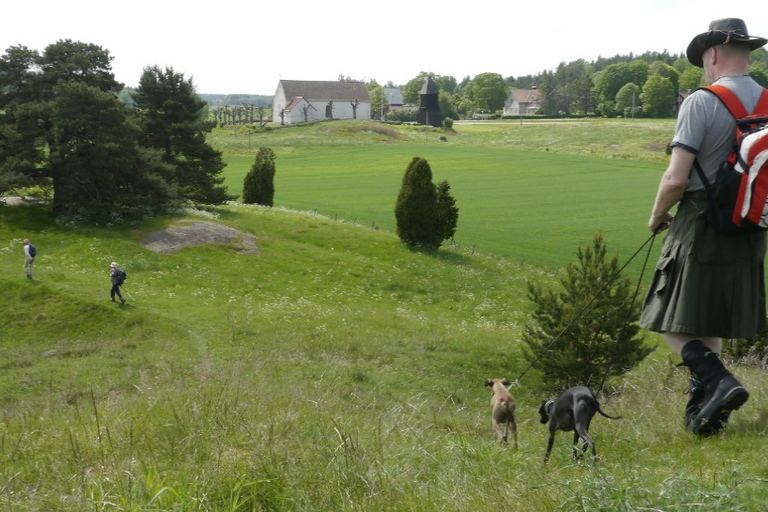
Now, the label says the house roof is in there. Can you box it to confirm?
[509,89,539,103]
[384,87,403,105]
[278,80,370,102]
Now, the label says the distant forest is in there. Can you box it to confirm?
[117,48,768,120]
[117,89,272,108]
[198,94,272,108]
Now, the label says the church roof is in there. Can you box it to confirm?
[278,80,370,101]
[419,76,439,95]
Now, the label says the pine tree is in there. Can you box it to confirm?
[522,232,653,390]
[132,66,232,204]
[242,147,276,206]
[49,82,174,215]
[0,41,174,215]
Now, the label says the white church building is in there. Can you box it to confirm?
[272,80,371,125]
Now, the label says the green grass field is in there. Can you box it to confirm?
[218,119,672,272]
[3,119,767,511]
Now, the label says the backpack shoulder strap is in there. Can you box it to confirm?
[700,85,748,119]
[755,88,768,116]
[693,159,713,192]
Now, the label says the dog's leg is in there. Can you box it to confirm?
[493,419,506,445]
[575,426,596,459]
[544,431,556,462]
[510,414,518,450]
[504,419,509,445]
[571,431,581,461]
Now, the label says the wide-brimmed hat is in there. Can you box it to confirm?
[687,18,767,67]
[110,262,118,268]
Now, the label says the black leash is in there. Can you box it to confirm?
[512,232,658,388]
[594,232,657,398]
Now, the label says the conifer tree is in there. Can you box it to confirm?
[242,147,276,206]
[132,66,232,204]
[522,232,653,390]
[395,157,458,249]
[436,180,459,242]
[0,40,174,215]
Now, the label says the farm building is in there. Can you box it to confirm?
[272,80,371,125]
[503,89,540,116]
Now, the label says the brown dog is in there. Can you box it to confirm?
[485,378,518,448]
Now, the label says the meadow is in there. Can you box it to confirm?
[1,119,768,511]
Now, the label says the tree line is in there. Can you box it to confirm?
[363,48,768,120]
[0,40,231,218]
[4,40,768,219]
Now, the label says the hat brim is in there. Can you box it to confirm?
[687,31,768,67]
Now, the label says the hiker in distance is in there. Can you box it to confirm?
[23,238,36,279]
[641,18,768,436]
[110,262,126,304]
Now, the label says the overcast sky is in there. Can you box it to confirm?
[2,0,766,95]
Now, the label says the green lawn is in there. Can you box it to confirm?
[222,129,666,273]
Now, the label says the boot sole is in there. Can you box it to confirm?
[691,386,749,436]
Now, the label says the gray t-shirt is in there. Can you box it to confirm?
[672,75,765,191]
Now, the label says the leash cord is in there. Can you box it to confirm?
[513,232,657,386]
[595,233,656,398]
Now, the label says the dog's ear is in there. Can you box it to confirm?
[485,379,493,387]
[502,378,510,386]
[538,400,549,422]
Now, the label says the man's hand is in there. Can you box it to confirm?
[649,211,673,233]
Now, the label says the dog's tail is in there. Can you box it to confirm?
[597,406,622,420]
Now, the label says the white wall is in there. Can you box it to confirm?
[284,100,373,124]
[272,83,373,124]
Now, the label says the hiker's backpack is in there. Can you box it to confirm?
[693,84,768,234]
[115,268,127,285]
[28,244,36,258]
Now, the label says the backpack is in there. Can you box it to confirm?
[693,84,768,234]
[28,244,36,258]
[115,268,127,285]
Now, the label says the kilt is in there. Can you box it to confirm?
[640,195,768,339]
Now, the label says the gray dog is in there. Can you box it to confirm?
[538,386,621,462]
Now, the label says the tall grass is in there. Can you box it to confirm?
[2,120,767,510]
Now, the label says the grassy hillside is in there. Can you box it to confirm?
[3,120,768,510]
[2,198,768,510]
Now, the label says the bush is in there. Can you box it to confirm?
[390,109,418,123]
[242,147,276,206]
[522,232,654,391]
